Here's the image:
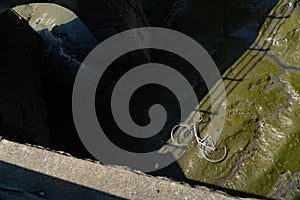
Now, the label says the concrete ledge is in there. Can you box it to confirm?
[0,139,252,199]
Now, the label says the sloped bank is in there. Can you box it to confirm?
[176,0,300,199]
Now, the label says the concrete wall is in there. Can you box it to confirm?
[0,139,254,200]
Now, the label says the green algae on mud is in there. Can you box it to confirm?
[12,0,300,198]
[177,0,300,198]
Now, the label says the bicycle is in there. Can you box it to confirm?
[170,116,228,163]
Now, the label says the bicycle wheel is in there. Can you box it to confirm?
[170,123,194,147]
[200,145,228,163]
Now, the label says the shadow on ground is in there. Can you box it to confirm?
[0,0,284,198]
[0,161,125,200]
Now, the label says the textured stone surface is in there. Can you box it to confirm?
[0,10,49,145]
[0,139,253,200]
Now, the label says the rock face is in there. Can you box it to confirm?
[140,0,281,73]
[0,10,49,145]
[3,0,149,48]
[10,2,150,156]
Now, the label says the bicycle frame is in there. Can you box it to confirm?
[170,117,228,163]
